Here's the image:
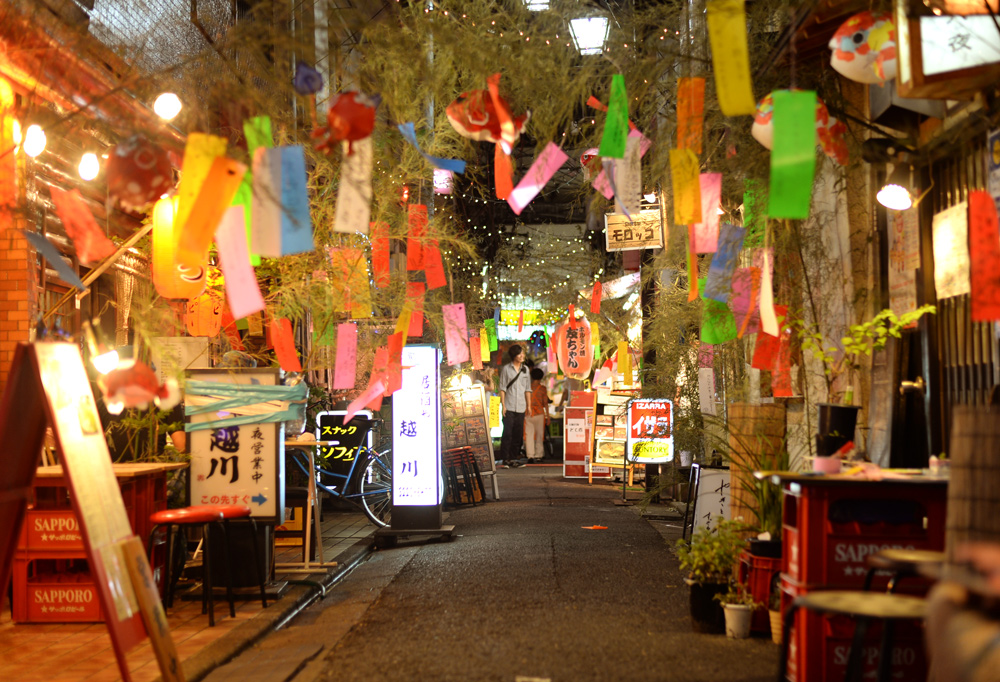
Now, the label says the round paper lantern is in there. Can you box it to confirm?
[551,313,593,380]
[751,91,849,165]
[185,292,223,337]
[152,195,206,300]
[828,11,897,85]
[106,135,173,212]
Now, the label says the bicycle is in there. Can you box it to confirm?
[286,414,393,528]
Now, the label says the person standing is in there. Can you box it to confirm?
[524,367,549,463]
[498,344,531,468]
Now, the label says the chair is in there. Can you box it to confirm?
[862,548,945,593]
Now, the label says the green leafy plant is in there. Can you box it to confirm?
[676,519,750,584]
[715,581,761,609]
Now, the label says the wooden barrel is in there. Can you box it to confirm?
[727,403,786,529]
[945,406,1000,561]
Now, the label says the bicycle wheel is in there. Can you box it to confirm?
[357,448,392,527]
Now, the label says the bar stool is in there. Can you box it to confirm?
[200,504,268,609]
[863,548,945,593]
[778,591,926,682]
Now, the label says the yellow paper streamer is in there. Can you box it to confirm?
[591,321,600,359]
[670,148,703,226]
[618,341,632,387]
[489,395,501,428]
[394,300,413,346]
[176,134,228,234]
[480,328,490,360]
[706,0,757,117]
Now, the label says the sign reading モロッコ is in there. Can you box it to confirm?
[604,210,663,251]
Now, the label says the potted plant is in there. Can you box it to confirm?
[715,581,760,639]
[676,519,749,634]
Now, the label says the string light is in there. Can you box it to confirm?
[153,93,182,121]
[78,152,100,180]
[22,125,46,158]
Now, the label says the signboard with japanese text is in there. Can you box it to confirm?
[626,398,674,464]
[187,369,283,523]
[563,391,609,479]
[604,210,663,251]
[315,411,373,481]
[392,345,442,506]
[692,465,731,534]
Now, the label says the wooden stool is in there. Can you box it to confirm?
[779,591,926,682]
[200,504,268,610]
[148,506,227,626]
[863,548,945,593]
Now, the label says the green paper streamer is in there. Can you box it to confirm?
[484,319,498,352]
[598,75,629,159]
[244,116,274,157]
[235,316,249,331]
[699,277,737,344]
[743,179,766,248]
[767,90,817,219]
[230,176,260,266]
[313,313,335,347]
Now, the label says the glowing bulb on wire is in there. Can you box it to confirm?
[78,153,100,180]
[153,93,182,121]
[22,125,46,158]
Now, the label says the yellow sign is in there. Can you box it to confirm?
[500,310,541,325]
[489,395,502,428]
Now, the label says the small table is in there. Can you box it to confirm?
[275,441,339,573]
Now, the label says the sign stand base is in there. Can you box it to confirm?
[373,525,456,549]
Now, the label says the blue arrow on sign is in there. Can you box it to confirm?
[251,494,267,506]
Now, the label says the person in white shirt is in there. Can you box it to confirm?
[497,344,531,468]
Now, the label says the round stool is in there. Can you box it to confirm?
[198,504,268,610]
[148,506,225,626]
[863,548,945,593]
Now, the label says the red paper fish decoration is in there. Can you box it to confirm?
[829,11,897,85]
[99,359,181,415]
[48,187,116,265]
[751,91,849,166]
[446,81,530,152]
[106,135,173,212]
[313,92,380,155]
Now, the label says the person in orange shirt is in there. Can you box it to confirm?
[524,367,549,463]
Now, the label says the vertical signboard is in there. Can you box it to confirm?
[626,398,674,464]
[563,391,608,479]
[392,345,442,528]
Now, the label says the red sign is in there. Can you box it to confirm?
[552,314,593,379]
[626,398,673,464]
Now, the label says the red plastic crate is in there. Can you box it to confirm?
[779,576,927,682]
[17,510,85,552]
[739,550,781,634]
[12,558,104,623]
[781,482,946,589]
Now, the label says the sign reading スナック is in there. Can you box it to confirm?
[392,346,441,506]
[604,210,663,251]
[315,411,373,481]
[626,398,673,464]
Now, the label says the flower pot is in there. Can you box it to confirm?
[723,603,753,639]
[686,579,727,634]
[815,403,860,457]
[768,609,783,644]
[748,538,782,558]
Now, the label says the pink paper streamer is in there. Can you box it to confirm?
[333,322,357,389]
[216,205,265,320]
[698,343,714,368]
[692,173,722,253]
[507,142,569,215]
[442,303,470,366]
[592,130,651,199]
[730,267,761,336]
[344,379,385,425]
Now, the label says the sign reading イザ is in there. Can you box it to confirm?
[626,398,673,464]
[605,210,663,251]
[392,346,441,506]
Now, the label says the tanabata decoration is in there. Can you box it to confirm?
[442,303,470,366]
[470,335,483,369]
[98,359,181,415]
[398,122,467,175]
[406,204,426,270]
[766,90,819,220]
[333,322,357,390]
[731,266,761,337]
[220,306,245,350]
[670,148,702,225]
[706,0,757,116]
[828,11,897,85]
[518,310,524,333]
[587,95,636,131]
[105,135,173,212]
[405,282,426,336]
[423,238,448,290]
[251,145,314,256]
[386,332,403,395]
[177,156,246,269]
[231,117,273,268]
[345,377,385,425]
[313,91,379,155]
[686,226,700,302]
[699,278,738,344]
[215,205,265,320]
[48,187,115,265]
[270,317,303,373]
[153,195,205,299]
[551,313,593,380]
[676,77,706,154]
[703,224,747,303]
[24,230,85,290]
[593,130,650,199]
[507,142,569,215]
[598,75,629,159]
[293,61,323,95]
[752,91,848,166]
[484,318,498,351]
[371,221,390,287]
[591,281,603,314]
[591,321,600,359]
[328,247,372,319]
[969,190,1000,322]
[185,292,222,337]
[480,329,490,361]
[580,148,599,182]
[618,341,633,386]
[691,173,722,254]
[698,343,714,368]
[759,248,779,336]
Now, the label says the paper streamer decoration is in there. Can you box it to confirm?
[591,321,600,360]
[489,395,501,428]
[703,224,747,302]
[407,204,426,270]
[235,117,273,267]
[687,226,700,302]
[48,187,115,265]
[691,173,722,253]
[518,310,524,333]
[706,0,757,117]
[370,221,390,288]
[617,135,643,218]
[752,92,848,166]
[394,303,413,346]
[677,77,705,154]
[700,278,737,344]
[618,341,632,386]
[328,247,372,318]
[423,239,448,290]
[470,335,483,369]
[245,116,273,156]
[699,367,717,415]
[743,179,766,248]
[270,317,303,373]
[215,206,266,320]
[334,322,357,389]
[406,282,425,336]
[969,190,1000,322]
[731,266,761,337]
[494,145,514,201]
[230,179,259,267]
[177,156,247,269]
[397,122,467,174]
[591,281,603,314]
[751,327,780,370]
[759,248,779,336]
[593,130,651,199]
[368,347,389,407]
[768,90,817,219]
[480,329,490,361]
[344,379,385,425]
[25,231,85,289]
[484,319,498,351]
[220,306,245,350]
[442,303,470,366]
[698,343,714,368]
[177,134,228,236]
[670,148,702,226]
[386,332,403,395]
[507,142,569,215]
[334,137,373,235]
[773,314,794,397]
[598,75,629,159]
[251,145,314,256]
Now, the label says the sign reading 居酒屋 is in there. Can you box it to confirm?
[604,210,663,251]
[626,398,673,464]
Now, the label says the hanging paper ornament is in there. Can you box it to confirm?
[98,359,181,415]
[293,61,323,95]
[446,77,530,151]
[185,291,222,337]
[105,135,173,212]
[580,148,599,181]
[751,91,849,165]
[152,196,206,300]
[550,313,593,380]
[312,92,379,155]
[828,11,897,85]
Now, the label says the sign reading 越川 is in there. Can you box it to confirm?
[604,210,663,251]
[392,345,441,507]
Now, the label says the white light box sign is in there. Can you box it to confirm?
[392,345,441,506]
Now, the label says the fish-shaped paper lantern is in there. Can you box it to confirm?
[313,92,379,155]
[99,359,181,415]
[446,84,530,152]
[580,148,599,181]
[828,11,896,85]
[106,135,173,212]
[751,91,849,165]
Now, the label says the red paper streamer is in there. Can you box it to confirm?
[486,73,516,152]
[676,77,705,155]
[371,220,390,288]
[368,347,389,409]
[423,239,448,290]
[518,310,524,333]
[386,332,403,395]
[773,310,794,397]
[470,336,483,369]
[751,305,787,370]
[406,204,427,270]
[969,190,1000,322]
[737,267,762,339]
[48,187,116,265]
[406,282,425,336]
[591,281,603,314]
[270,317,303,372]
[495,145,514,200]
[567,304,576,328]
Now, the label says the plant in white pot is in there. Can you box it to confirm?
[715,581,760,639]
[676,519,749,634]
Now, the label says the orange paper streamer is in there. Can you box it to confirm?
[270,317,303,372]
[177,156,247,269]
[371,220,390,288]
[470,336,483,369]
[406,282,425,337]
[495,145,514,200]
[406,204,426,270]
[48,187,115,265]
[677,78,705,154]
[591,281,603,314]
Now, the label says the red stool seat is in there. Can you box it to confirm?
[196,504,252,520]
[151,507,224,526]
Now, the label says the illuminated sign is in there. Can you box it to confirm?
[626,398,673,464]
[392,345,441,506]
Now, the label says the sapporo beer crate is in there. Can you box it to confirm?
[781,482,946,589]
[12,558,103,623]
[780,575,927,682]
[17,509,85,552]
[738,550,781,634]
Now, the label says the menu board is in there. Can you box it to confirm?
[443,385,495,475]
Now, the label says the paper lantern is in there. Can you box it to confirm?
[551,313,593,380]
[106,135,173,212]
[828,11,897,85]
[152,196,206,300]
[185,292,223,337]
[580,148,599,181]
[751,91,849,165]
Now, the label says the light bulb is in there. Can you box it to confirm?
[876,184,913,211]
[23,125,46,158]
[153,92,183,121]
[78,152,100,180]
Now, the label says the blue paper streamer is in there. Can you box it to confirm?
[493,306,501,328]
[703,224,747,303]
[278,146,315,256]
[25,231,85,289]
[398,122,466,174]
[184,380,309,431]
